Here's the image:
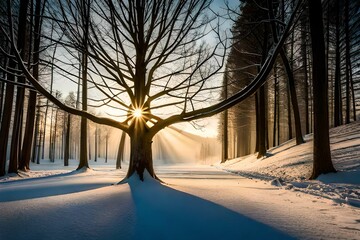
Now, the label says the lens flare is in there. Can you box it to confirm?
[133,108,143,118]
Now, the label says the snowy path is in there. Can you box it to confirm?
[0,164,359,240]
[159,165,360,240]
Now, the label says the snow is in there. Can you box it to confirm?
[218,121,360,209]
[0,122,360,239]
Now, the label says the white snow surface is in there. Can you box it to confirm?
[219,121,360,209]
[0,122,360,239]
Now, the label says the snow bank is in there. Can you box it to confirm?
[218,121,360,208]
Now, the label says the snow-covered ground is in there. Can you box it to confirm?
[218,121,360,209]
[0,122,360,239]
[1,164,359,240]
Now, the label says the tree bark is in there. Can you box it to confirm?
[125,124,156,181]
[344,0,351,124]
[334,0,342,127]
[105,134,108,163]
[77,0,91,170]
[116,131,126,169]
[254,92,260,153]
[0,66,15,176]
[221,71,228,163]
[267,0,304,145]
[94,125,98,162]
[64,114,71,166]
[308,0,336,179]
[273,63,278,147]
[19,0,42,171]
[257,85,267,158]
[8,0,30,174]
[31,101,41,163]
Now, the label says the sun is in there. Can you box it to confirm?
[132,108,143,118]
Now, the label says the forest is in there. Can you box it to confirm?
[0,0,360,239]
[0,0,359,180]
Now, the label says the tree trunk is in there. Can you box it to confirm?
[116,131,126,169]
[20,0,42,170]
[257,85,266,158]
[254,92,260,153]
[36,108,43,164]
[77,0,91,170]
[31,101,40,163]
[281,50,304,144]
[8,0,30,174]
[64,114,70,166]
[222,109,228,162]
[273,63,278,147]
[105,134,108,163]
[94,125,98,162]
[221,70,228,163]
[125,121,156,181]
[0,71,14,176]
[267,0,304,144]
[88,124,91,160]
[301,15,310,134]
[344,0,351,124]
[19,90,37,170]
[308,0,336,179]
[334,0,342,127]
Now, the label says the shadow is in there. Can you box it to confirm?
[318,169,360,185]
[0,181,111,202]
[0,184,137,240]
[0,170,115,202]
[0,169,83,185]
[128,173,294,240]
[0,170,294,240]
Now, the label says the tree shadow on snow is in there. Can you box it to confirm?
[0,170,111,202]
[128,172,294,240]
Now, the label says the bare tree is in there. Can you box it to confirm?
[5,0,301,180]
[308,0,336,179]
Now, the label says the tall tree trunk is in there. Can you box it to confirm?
[50,107,59,162]
[334,0,342,127]
[344,0,351,124]
[267,0,304,144]
[105,134,108,163]
[254,92,260,153]
[343,0,356,121]
[19,0,42,171]
[77,0,91,170]
[273,63,278,147]
[221,70,228,163]
[349,65,356,121]
[257,85,266,158]
[48,106,54,160]
[31,101,41,163]
[88,124,91,160]
[8,0,30,174]
[116,131,126,169]
[64,114,71,166]
[0,67,15,176]
[301,14,310,134]
[94,125,98,162]
[36,107,43,164]
[308,0,336,179]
